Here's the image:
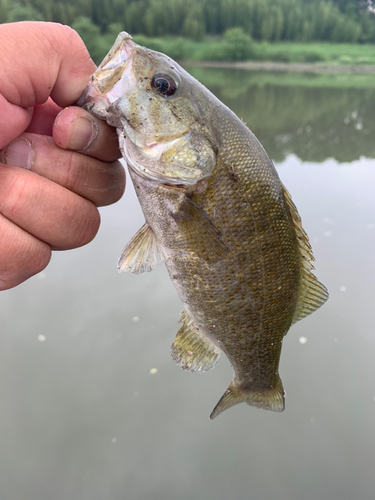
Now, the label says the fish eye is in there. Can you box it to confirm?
[151,73,177,97]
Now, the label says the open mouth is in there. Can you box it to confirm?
[77,32,137,117]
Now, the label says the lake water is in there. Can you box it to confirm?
[1,69,375,500]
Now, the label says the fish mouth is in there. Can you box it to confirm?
[77,32,137,125]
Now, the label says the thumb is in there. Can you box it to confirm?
[0,22,96,149]
[0,22,96,109]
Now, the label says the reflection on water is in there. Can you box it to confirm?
[188,67,375,163]
[1,69,375,500]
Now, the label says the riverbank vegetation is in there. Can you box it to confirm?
[1,0,374,43]
[66,21,375,67]
[1,0,375,64]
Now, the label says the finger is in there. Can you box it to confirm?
[0,214,51,291]
[0,164,100,250]
[0,22,96,108]
[0,94,33,149]
[53,106,121,162]
[0,133,125,207]
[26,98,62,136]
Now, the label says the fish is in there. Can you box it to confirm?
[77,32,328,419]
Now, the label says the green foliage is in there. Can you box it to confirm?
[71,16,108,63]
[266,51,293,63]
[1,0,374,51]
[223,27,254,61]
[359,12,375,43]
[302,51,327,63]
[183,13,205,41]
[133,35,165,53]
[0,0,9,23]
[332,16,362,43]
[7,2,43,22]
[133,35,188,60]
[164,38,189,60]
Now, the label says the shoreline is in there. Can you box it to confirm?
[183,60,375,73]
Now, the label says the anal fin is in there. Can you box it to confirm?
[171,311,221,373]
[210,377,285,420]
[117,223,162,274]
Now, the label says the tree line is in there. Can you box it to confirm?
[1,0,375,44]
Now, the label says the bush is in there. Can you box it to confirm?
[269,51,292,63]
[163,38,188,60]
[302,51,327,63]
[133,36,188,60]
[133,35,165,53]
[223,27,254,61]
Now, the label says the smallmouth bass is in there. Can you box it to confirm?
[78,33,328,419]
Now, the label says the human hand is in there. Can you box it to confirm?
[0,22,125,290]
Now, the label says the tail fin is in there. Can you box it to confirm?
[209,378,285,420]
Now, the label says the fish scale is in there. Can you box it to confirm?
[78,32,328,419]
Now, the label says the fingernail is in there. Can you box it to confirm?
[0,137,33,169]
[69,117,98,151]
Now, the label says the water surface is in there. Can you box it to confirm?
[1,70,375,500]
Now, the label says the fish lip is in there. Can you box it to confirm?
[97,32,135,72]
[77,32,137,112]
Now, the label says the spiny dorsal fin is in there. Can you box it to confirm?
[172,196,229,262]
[282,185,328,324]
[117,223,162,274]
[171,311,221,373]
[210,377,285,420]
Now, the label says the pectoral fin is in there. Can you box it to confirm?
[117,223,162,274]
[172,196,229,262]
[171,311,221,373]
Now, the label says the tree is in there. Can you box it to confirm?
[6,2,43,22]
[72,16,106,63]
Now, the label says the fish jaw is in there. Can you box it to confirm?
[77,32,138,128]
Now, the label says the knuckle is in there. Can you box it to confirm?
[95,161,126,207]
[0,223,51,291]
[57,199,100,250]
[0,169,29,217]
[61,150,82,192]
[48,24,87,59]
[74,206,100,247]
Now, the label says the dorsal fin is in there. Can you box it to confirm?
[282,185,328,324]
[171,311,221,373]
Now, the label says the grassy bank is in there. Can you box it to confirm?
[254,41,375,65]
